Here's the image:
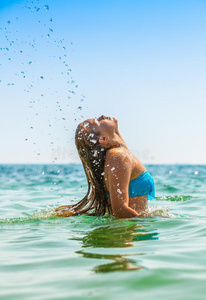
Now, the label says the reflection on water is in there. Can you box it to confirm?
[77,250,143,272]
[73,220,159,273]
[72,221,159,248]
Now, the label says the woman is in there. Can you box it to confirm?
[54,115,155,218]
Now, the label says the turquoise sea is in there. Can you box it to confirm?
[0,164,206,300]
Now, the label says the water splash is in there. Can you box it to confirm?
[156,195,192,202]
[0,208,56,225]
[1,0,86,163]
[145,205,176,218]
[44,5,49,11]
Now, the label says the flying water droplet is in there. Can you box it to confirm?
[44,5,49,11]
[90,139,97,144]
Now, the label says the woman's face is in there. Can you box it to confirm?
[82,115,118,138]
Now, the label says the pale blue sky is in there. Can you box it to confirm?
[0,0,206,164]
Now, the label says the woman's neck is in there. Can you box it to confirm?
[111,132,128,150]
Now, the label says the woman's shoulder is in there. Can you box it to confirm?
[105,148,145,178]
[106,147,128,157]
[104,148,132,185]
[105,148,131,166]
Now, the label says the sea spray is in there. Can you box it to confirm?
[0,0,85,163]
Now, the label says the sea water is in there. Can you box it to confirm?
[0,164,206,300]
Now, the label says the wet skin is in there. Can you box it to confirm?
[83,116,148,218]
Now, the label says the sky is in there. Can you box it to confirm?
[0,0,206,164]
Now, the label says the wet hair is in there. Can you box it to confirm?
[63,122,111,216]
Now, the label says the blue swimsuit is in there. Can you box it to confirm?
[107,170,155,200]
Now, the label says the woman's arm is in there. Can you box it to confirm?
[105,150,140,218]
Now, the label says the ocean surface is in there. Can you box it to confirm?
[0,164,206,300]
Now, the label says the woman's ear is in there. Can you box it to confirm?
[98,135,109,146]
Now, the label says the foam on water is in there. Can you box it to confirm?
[0,207,56,225]
[146,204,176,218]
[156,195,192,201]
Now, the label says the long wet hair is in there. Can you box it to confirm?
[65,122,111,216]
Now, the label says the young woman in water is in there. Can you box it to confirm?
[54,115,155,218]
